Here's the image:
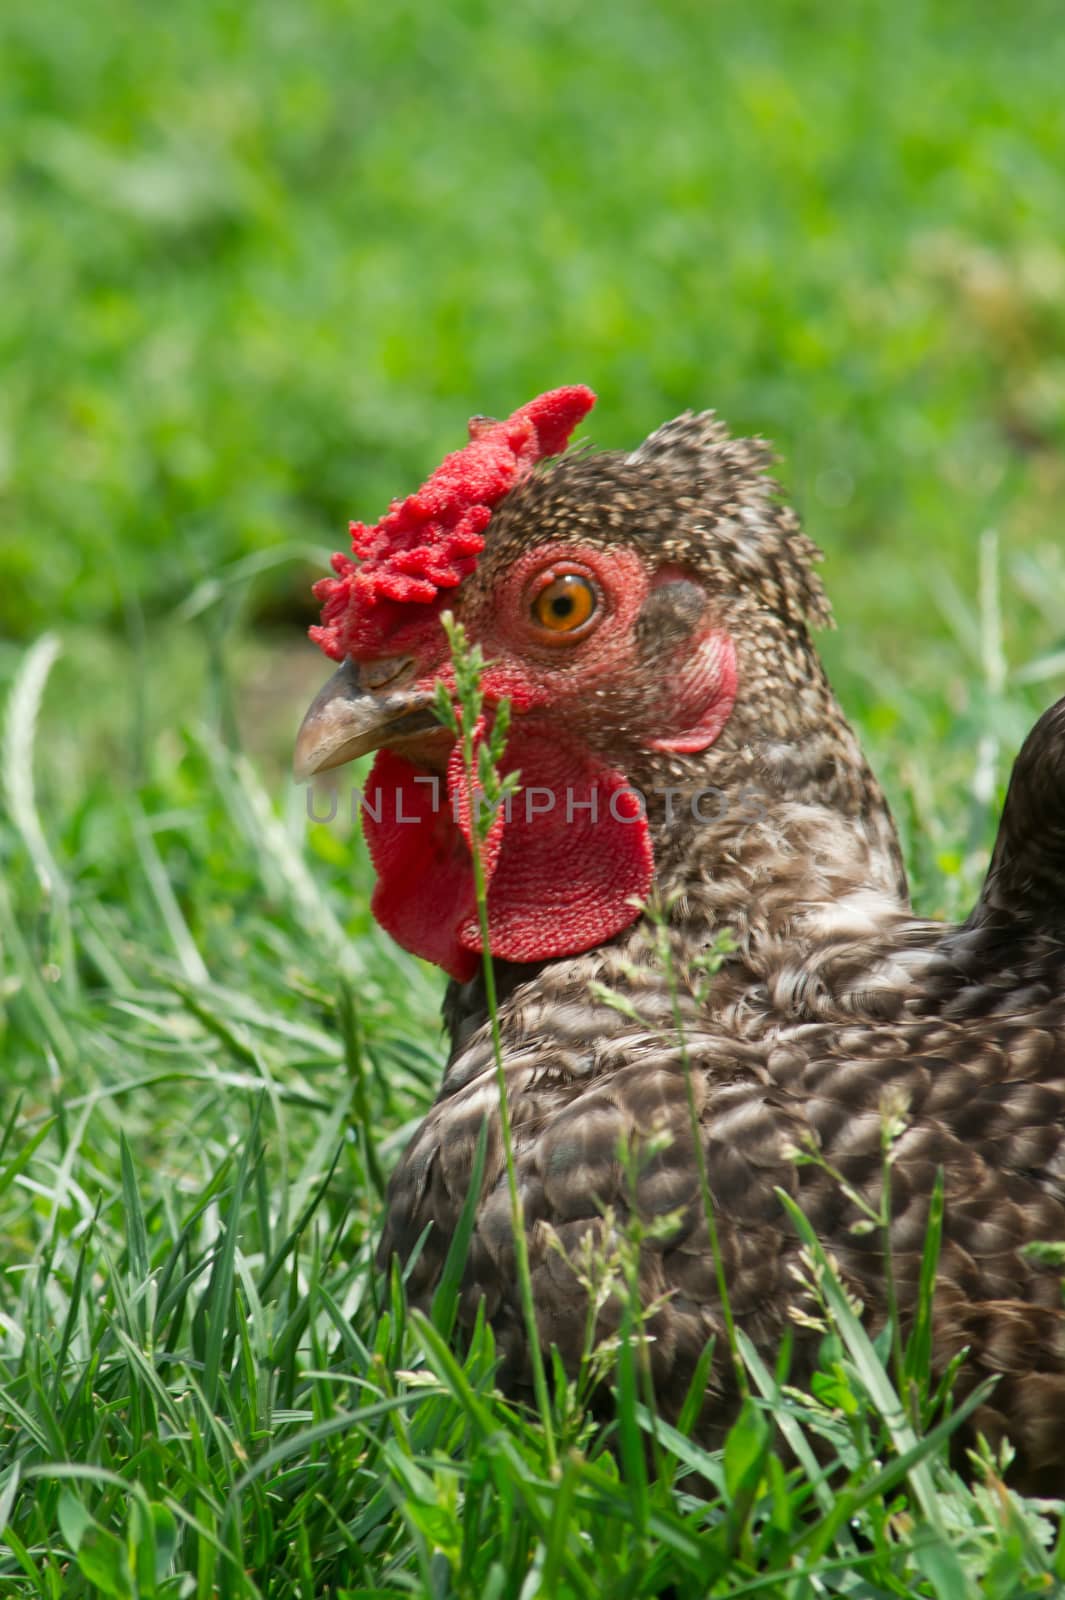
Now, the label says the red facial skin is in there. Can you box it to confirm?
[358,543,737,980]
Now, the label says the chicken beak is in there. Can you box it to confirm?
[293,657,439,781]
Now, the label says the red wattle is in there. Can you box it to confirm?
[461,726,653,964]
[364,750,481,981]
[360,725,653,979]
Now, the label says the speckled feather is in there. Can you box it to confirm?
[376,413,1065,1491]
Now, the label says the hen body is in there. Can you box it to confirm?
[298,401,1065,1490]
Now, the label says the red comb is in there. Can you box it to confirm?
[310,385,597,661]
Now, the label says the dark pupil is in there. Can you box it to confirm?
[551,593,574,617]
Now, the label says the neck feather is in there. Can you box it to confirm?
[443,713,912,1062]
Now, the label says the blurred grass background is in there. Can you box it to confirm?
[4,0,1064,666]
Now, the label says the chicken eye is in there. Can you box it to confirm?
[531,574,597,633]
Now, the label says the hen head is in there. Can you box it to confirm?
[295,387,848,982]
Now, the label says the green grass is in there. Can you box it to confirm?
[3,0,1065,1593]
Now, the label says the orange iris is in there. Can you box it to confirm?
[532,574,597,633]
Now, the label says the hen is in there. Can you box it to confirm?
[295,388,1065,1491]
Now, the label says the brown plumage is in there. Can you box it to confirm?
[296,402,1065,1491]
